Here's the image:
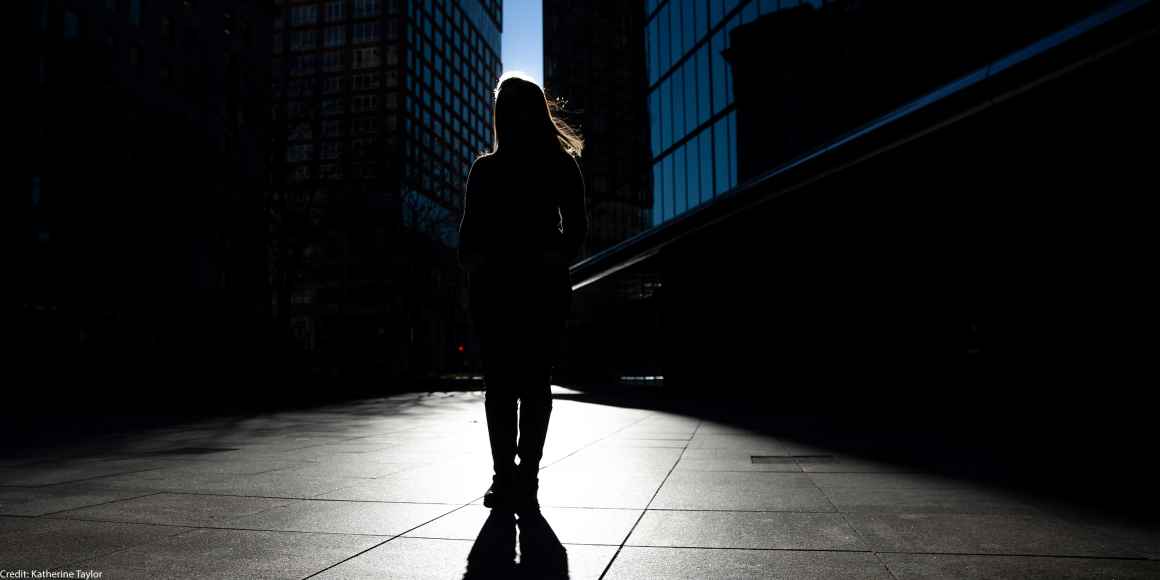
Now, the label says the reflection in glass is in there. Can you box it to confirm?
[711,31,727,115]
[653,163,664,226]
[698,46,712,125]
[650,92,661,157]
[660,79,672,150]
[683,0,696,55]
[684,59,698,137]
[686,139,701,210]
[714,118,729,195]
[658,4,671,74]
[674,146,687,215]
[663,155,674,221]
[728,111,738,190]
[700,132,715,204]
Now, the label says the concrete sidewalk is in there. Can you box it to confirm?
[2,387,1157,579]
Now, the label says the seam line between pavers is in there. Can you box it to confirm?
[157,491,467,505]
[597,418,704,580]
[31,490,167,518]
[38,522,204,574]
[873,550,1159,561]
[0,466,179,488]
[401,534,625,547]
[34,514,439,538]
[805,467,901,580]
[617,544,876,553]
[297,502,482,578]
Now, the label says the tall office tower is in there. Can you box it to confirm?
[26,0,273,391]
[270,0,501,377]
[543,0,652,258]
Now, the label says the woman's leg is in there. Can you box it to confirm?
[474,278,519,508]
[514,268,569,508]
[484,367,518,486]
[515,366,552,506]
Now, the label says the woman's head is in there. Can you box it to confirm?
[491,71,583,157]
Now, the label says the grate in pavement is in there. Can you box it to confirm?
[148,447,239,455]
[751,455,837,464]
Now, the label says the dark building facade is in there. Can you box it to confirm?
[725,0,1131,183]
[25,0,274,398]
[562,0,1157,389]
[270,0,501,378]
[543,0,652,258]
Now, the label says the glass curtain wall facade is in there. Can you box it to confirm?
[644,0,801,227]
[272,0,501,376]
[543,0,651,259]
[402,0,502,244]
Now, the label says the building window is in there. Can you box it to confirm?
[354,116,378,134]
[324,26,344,47]
[685,140,700,209]
[322,51,343,72]
[130,45,145,77]
[353,21,381,43]
[699,131,714,204]
[713,116,730,195]
[161,16,175,46]
[684,58,698,136]
[322,97,345,116]
[711,30,728,115]
[322,141,343,160]
[324,75,345,94]
[354,0,380,18]
[286,143,314,163]
[352,94,378,113]
[289,165,311,184]
[353,73,381,90]
[291,5,319,26]
[130,0,142,26]
[289,122,313,141]
[291,53,317,76]
[63,10,80,38]
[323,120,343,138]
[292,30,318,51]
[353,47,381,69]
[325,1,344,22]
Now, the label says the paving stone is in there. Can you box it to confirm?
[604,547,893,580]
[627,510,865,550]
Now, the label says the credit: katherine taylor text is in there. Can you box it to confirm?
[0,571,103,579]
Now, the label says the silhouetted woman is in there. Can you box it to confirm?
[458,72,587,511]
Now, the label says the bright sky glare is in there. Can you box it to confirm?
[501,0,544,86]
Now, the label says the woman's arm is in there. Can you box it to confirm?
[559,154,588,262]
[458,157,488,273]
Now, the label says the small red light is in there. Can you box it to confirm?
[457,344,465,353]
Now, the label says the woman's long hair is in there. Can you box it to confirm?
[491,71,583,157]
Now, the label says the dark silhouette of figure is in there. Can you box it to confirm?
[458,72,587,512]
[463,511,569,580]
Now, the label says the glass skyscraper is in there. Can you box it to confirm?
[401,0,502,244]
[644,0,799,226]
[271,0,502,375]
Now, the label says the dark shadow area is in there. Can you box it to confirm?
[558,1,1160,528]
[555,383,1160,527]
[463,509,569,580]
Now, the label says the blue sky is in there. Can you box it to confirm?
[501,0,543,85]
